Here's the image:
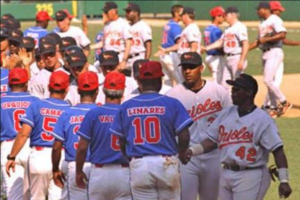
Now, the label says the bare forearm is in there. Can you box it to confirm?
[10,125,31,157]
[249,40,258,51]
[264,32,286,43]
[90,41,103,50]
[144,41,152,59]
[202,139,218,153]
[165,44,179,53]
[52,141,62,172]
[240,41,249,61]
[178,128,190,153]
[273,146,288,168]
[76,137,88,173]
[283,38,300,46]
[206,39,223,51]
[123,39,132,61]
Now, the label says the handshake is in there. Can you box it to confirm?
[179,148,194,165]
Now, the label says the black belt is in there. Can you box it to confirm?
[262,48,271,52]
[128,53,141,59]
[223,164,263,171]
[226,53,241,57]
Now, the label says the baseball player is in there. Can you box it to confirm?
[166,52,231,200]
[76,72,131,199]
[204,6,227,84]
[157,7,202,84]
[95,51,137,105]
[23,11,52,48]
[8,29,23,55]
[53,9,91,57]
[123,59,172,101]
[110,61,193,200]
[102,1,132,71]
[204,6,249,84]
[124,2,152,77]
[0,28,10,69]
[6,71,70,200]
[249,2,291,118]
[52,71,98,200]
[29,48,45,78]
[1,68,38,200]
[154,4,183,86]
[186,74,292,200]
[0,29,10,94]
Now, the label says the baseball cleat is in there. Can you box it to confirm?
[277,101,292,117]
[268,109,278,119]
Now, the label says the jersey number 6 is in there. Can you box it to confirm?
[133,116,161,145]
[13,109,26,132]
[41,117,57,141]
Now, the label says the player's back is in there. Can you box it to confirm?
[0,68,10,96]
[161,19,182,48]
[204,24,224,55]
[20,97,70,147]
[24,26,49,47]
[1,92,39,141]
[78,103,128,165]
[117,93,192,157]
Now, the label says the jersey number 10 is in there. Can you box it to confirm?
[133,116,161,144]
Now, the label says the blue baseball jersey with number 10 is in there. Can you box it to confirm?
[161,19,182,48]
[1,68,10,96]
[1,92,39,142]
[23,26,49,47]
[20,98,70,147]
[78,103,128,165]
[52,103,98,162]
[110,93,193,157]
[204,24,224,56]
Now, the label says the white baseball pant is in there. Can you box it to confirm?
[130,155,181,200]
[220,166,271,200]
[205,55,227,84]
[126,52,146,77]
[159,52,183,86]
[67,161,90,200]
[1,139,30,200]
[28,147,64,200]
[180,151,221,200]
[88,164,131,200]
[262,48,286,107]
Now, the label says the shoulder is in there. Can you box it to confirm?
[166,84,185,96]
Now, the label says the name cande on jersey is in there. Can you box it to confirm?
[69,115,84,124]
[218,125,254,149]
[2,101,31,109]
[127,106,166,117]
[40,108,63,117]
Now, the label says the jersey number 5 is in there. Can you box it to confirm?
[13,109,26,132]
[41,117,56,141]
[133,116,161,145]
[235,146,257,162]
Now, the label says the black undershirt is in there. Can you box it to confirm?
[184,80,207,94]
[238,105,257,117]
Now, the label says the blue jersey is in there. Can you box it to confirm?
[23,26,49,47]
[1,92,39,142]
[110,93,193,157]
[52,103,97,162]
[1,68,10,96]
[161,19,182,48]
[204,24,224,56]
[94,31,104,61]
[20,98,70,147]
[78,103,128,165]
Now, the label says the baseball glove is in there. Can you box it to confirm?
[269,164,279,182]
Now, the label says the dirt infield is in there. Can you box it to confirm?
[204,74,300,118]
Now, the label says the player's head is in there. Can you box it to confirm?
[99,51,119,76]
[210,6,225,24]
[171,4,184,20]
[20,37,35,53]
[59,37,77,59]
[8,29,23,55]
[180,7,195,25]
[55,9,73,32]
[65,46,88,80]
[48,71,69,98]
[0,28,10,52]
[34,48,46,70]
[225,6,240,24]
[132,59,149,80]
[103,71,125,102]
[124,3,141,22]
[36,11,53,29]
[46,32,62,55]
[102,2,118,21]
[270,1,285,16]
[137,61,164,93]
[179,52,204,89]
[78,71,99,101]
[256,1,271,19]
[8,67,29,91]
[226,74,258,105]
[1,18,21,30]
[39,36,59,70]
[1,13,15,20]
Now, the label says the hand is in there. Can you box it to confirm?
[279,182,292,198]
[237,59,244,71]
[117,60,127,71]
[53,170,66,188]
[19,48,33,66]
[6,160,16,177]
[178,149,192,165]
[258,37,267,44]
[8,54,22,69]
[1,52,7,68]
[200,46,207,54]
[76,171,88,189]
[154,46,166,57]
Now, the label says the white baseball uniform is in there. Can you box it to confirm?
[221,21,248,83]
[53,26,91,48]
[205,106,282,200]
[127,20,152,69]
[178,23,202,55]
[258,14,287,108]
[167,81,231,200]
[103,17,132,62]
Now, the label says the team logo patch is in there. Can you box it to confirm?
[43,43,52,49]
[184,54,193,59]
[71,56,81,61]
[62,40,70,45]
[23,39,30,44]
[103,54,113,59]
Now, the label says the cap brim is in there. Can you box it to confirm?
[0,35,9,39]
[69,61,86,68]
[100,61,118,66]
[226,80,246,88]
[8,38,21,44]
[178,61,199,67]
[40,49,56,55]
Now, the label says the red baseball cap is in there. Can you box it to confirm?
[36,11,53,21]
[104,72,126,90]
[49,71,69,90]
[78,71,99,91]
[9,68,29,84]
[210,6,225,17]
[138,61,164,80]
[269,1,285,11]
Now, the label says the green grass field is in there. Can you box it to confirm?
[2,20,298,199]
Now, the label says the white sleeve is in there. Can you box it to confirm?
[77,27,91,47]
[141,23,152,42]
[237,24,248,41]
[186,24,201,43]
[29,75,44,99]
[273,17,287,33]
